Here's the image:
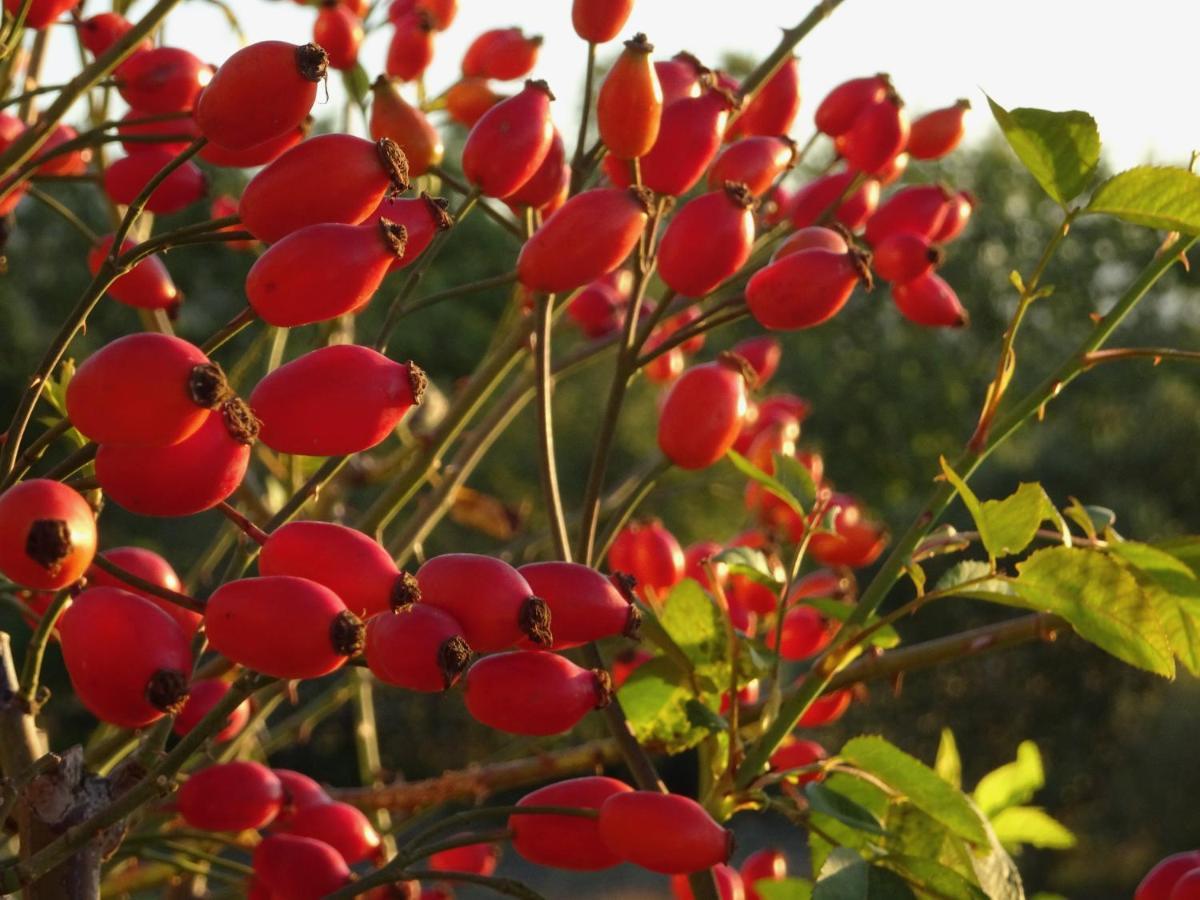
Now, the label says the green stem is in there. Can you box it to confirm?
[89,554,205,613]
[569,41,597,195]
[26,185,99,243]
[17,590,70,708]
[401,270,518,317]
[534,293,571,560]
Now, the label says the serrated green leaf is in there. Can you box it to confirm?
[756,879,814,900]
[1109,541,1200,676]
[727,449,805,518]
[986,97,1099,205]
[973,741,1044,816]
[716,546,784,591]
[814,852,917,900]
[968,797,1027,900]
[841,736,989,845]
[991,806,1076,849]
[881,855,987,900]
[805,782,887,836]
[1086,165,1200,232]
[1153,536,1200,573]
[935,729,962,790]
[659,578,727,679]
[809,774,891,873]
[616,657,712,753]
[939,460,1059,560]
[1014,546,1175,676]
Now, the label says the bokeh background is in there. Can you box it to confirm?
[3,2,1200,897]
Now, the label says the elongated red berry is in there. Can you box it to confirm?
[892,272,968,328]
[389,0,455,29]
[732,56,800,138]
[253,835,351,899]
[249,345,424,455]
[815,74,888,137]
[179,762,284,831]
[507,129,568,210]
[103,150,205,214]
[260,522,398,619]
[741,849,787,900]
[461,27,540,80]
[115,47,211,113]
[365,601,472,691]
[428,840,498,876]
[597,34,662,160]
[465,650,610,735]
[282,801,380,864]
[517,186,650,292]
[608,520,684,595]
[787,170,879,231]
[932,190,975,243]
[0,480,95,591]
[77,11,146,56]
[809,494,887,568]
[838,92,909,174]
[767,605,835,660]
[655,53,707,106]
[370,76,444,176]
[196,41,327,151]
[446,76,504,126]
[908,99,970,160]
[66,333,226,447]
[416,553,551,652]
[246,219,407,325]
[658,183,755,297]
[709,137,795,197]
[772,226,848,261]
[598,791,731,874]
[770,737,828,780]
[207,576,363,679]
[239,134,409,243]
[363,193,453,270]
[173,679,250,741]
[88,236,180,312]
[747,247,871,331]
[567,278,625,337]
[672,865,744,900]
[640,88,735,196]
[732,336,781,386]
[517,561,639,649]
[462,80,554,198]
[1137,853,1200,900]
[315,2,363,70]
[59,587,191,727]
[272,770,331,830]
[799,687,852,726]
[571,0,633,42]
[198,122,307,169]
[387,11,435,81]
[864,183,952,246]
[510,776,633,870]
[87,546,200,636]
[96,400,258,516]
[871,232,940,284]
[658,355,750,470]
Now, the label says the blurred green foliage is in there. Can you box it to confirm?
[2,134,1199,897]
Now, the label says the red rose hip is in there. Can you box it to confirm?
[462,80,554,199]
[0,480,96,590]
[657,183,756,297]
[657,355,750,470]
[416,553,551,651]
[598,791,732,873]
[365,600,473,691]
[178,762,284,831]
[465,650,611,735]
[510,776,633,870]
[517,561,639,649]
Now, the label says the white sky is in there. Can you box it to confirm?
[35,0,1200,171]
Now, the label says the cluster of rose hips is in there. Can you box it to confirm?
[1137,851,1200,900]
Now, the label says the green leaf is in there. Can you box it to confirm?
[1153,536,1200,573]
[808,774,891,873]
[1108,541,1200,676]
[814,852,917,900]
[881,855,988,900]
[805,782,887,836]
[616,657,713,753]
[986,97,1100,205]
[1013,546,1175,676]
[935,729,962,790]
[684,698,727,733]
[1085,166,1200,233]
[967,800,1028,900]
[756,880,814,900]
[939,460,1060,560]
[775,453,817,509]
[727,449,805,518]
[991,806,1077,849]
[715,546,784,591]
[658,578,727,680]
[341,62,372,112]
[933,560,1019,601]
[841,736,989,845]
[973,741,1044,816]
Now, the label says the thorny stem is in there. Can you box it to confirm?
[0,418,71,490]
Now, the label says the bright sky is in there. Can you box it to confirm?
[35,0,1200,171]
